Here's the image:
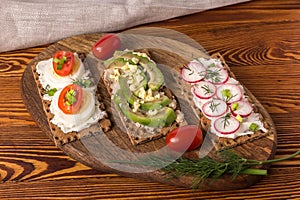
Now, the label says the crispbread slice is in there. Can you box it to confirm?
[102,49,186,145]
[31,54,111,145]
[110,88,183,145]
[200,53,274,150]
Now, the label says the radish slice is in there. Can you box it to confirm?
[181,61,206,83]
[192,81,216,99]
[205,66,229,85]
[216,84,242,104]
[230,100,253,117]
[214,115,240,134]
[202,99,228,118]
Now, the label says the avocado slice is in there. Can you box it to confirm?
[119,76,171,111]
[140,61,164,91]
[108,51,164,91]
[113,90,176,128]
[119,72,147,100]
[118,76,139,105]
[129,69,148,96]
[140,96,171,111]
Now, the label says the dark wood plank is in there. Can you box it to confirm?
[20,27,277,190]
[0,0,299,198]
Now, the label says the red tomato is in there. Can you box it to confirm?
[58,84,83,114]
[53,51,74,76]
[166,125,203,152]
[92,34,121,60]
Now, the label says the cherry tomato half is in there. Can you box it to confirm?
[166,125,203,152]
[53,51,74,77]
[92,34,121,60]
[58,84,83,114]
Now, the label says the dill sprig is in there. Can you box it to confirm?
[201,84,214,95]
[205,68,221,83]
[110,149,300,189]
[209,100,220,112]
[221,113,232,129]
[183,65,194,75]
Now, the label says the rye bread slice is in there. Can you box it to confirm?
[31,53,111,145]
[199,53,274,150]
[102,49,185,145]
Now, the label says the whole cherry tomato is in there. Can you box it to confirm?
[92,34,121,60]
[58,84,83,114]
[52,51,74,76]
[166,125,203,152]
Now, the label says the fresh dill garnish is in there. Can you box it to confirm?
[209,100,220,112]
[198,70,206,77]
[110,149,300,189]
[183,65,194,75]
[205,68,221,83]
[221,113,232,129]
[201,84,213,95]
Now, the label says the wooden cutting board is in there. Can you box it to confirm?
[21,27,277,191]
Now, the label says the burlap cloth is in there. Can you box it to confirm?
[0,0,250,52]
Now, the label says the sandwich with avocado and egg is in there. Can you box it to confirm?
[103,49,185,145]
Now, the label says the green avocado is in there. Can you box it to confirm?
[118,76,139,105]
[109,51,164,91]
[140,96,171,111]
[139,60,164,91]
[113,90,176,128]
[130,69,148,96]
[119,76,171,111]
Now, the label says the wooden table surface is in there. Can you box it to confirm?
[1,0,299,199]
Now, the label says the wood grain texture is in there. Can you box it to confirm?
[0,0,299,198]
[21,30,276,190]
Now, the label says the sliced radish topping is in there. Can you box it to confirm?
[214,115,240,134]
[202,99,228,118]
[205,66,229,85]
[181,61,206,83]
[230,100,253,117]
[216,84,242,104]
[192,81,216,99]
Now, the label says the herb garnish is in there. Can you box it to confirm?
[42,84,57,96]
[249,123,259,132]
[73,78,92,88]
[201,84,213,95]
[209,100,220,112]
[221,89,237,103]
[221,113,232,129]
[231,102,239,111]
[53,56,67,70]
[65,89,77,106]
[183,65,194,75]
[198,70,206,77]
[111,149,300,189]
[205,68,221,83]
